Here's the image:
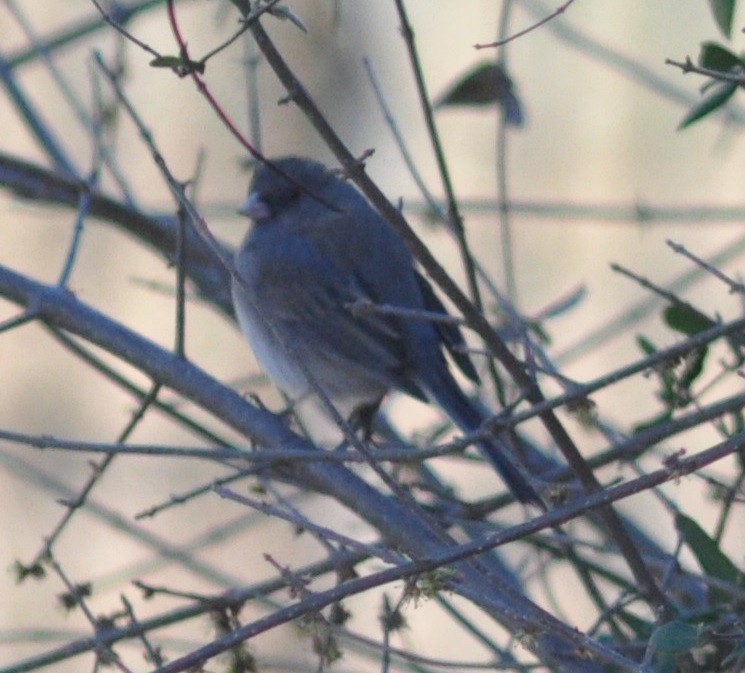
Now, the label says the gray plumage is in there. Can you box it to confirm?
[232,157,540,504]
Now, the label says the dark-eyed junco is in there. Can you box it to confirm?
[232,157,540,504]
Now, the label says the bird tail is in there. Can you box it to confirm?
[422,371,543,506]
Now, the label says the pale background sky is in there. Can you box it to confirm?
[2,1,745,671]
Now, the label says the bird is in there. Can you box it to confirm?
[231,156,541,505]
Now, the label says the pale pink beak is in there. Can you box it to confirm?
[238,192,271,221]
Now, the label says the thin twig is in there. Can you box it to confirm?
[475,0,578,49]
[24,385,162,571]
[393,0,484,314]
[666,57,745,85]
[216,485,405,564]
[667,238,745,295]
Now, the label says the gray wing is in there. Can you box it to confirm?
[304,206,479,385]
[240,217,427,401]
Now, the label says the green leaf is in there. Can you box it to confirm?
[679,39,744,130]
[676,513,740,584]
[699,41,743,71]
[663,304,716,336]
[679,82,738,129]
[708,0,736,38]
[632,410,672,434]
[636,334,657,356]
[150,55,184,69]
[649,620,700,654]
[435,61,524,126]
[149,55,205,74]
